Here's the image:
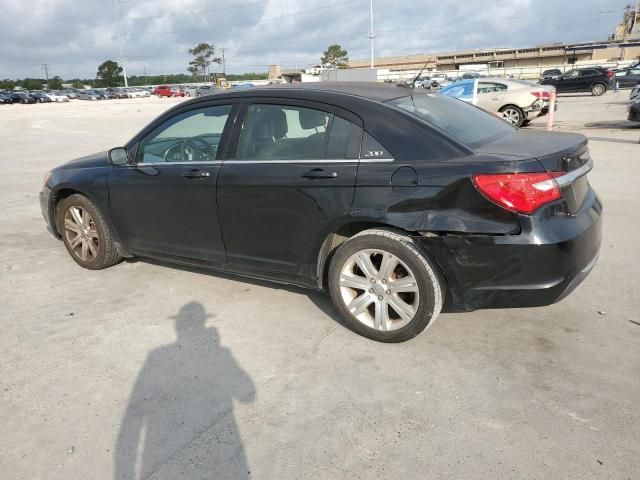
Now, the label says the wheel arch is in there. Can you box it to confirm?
[315,222,433,289]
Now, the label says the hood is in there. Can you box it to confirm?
[56,151,109,171]
[475,129,587,159]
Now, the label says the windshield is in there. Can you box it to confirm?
[387,93,514,148]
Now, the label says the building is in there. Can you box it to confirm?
[348,7,640,73]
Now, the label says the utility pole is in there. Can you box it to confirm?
[368,0,375,68]
[42,64,50,89]
[221,48,226,76]
[113,0,128,87]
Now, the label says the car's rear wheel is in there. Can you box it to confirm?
[328,229,443,342]
[499,105,525,127]
[58,194,122,270]
[591,83,606,96]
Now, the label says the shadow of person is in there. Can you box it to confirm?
[114,302,255,479]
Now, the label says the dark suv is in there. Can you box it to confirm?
[539,67,613,96]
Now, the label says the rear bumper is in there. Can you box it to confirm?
[417,190,603,311]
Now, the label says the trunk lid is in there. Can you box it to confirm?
[476,130,592,214]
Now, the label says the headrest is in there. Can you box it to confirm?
[253,107,288,139]
[299,109,327,129]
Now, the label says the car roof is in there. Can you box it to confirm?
[218,82,413,103]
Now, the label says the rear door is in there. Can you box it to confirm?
[617,68,640,87]
[217,100,363,277]
[476,81,508,112]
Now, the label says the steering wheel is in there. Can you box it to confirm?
[181,137,214,162]
[163,137,214,162]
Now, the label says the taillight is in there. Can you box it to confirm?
[472,172,564,214]
[606,70,614,78]
[531,90,551,100]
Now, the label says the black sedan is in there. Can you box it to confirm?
[613,67,640,88]
[40,83,602,342]
[629,99,640,122]
[10,91,36,104]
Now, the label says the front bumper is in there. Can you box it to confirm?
[39,186,58,237]
[417,190,602,312]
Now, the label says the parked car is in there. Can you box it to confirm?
[46,91,70,102]
[10,91,36,104]
[183,85,198,97]
[612,67,640,89]
[76,90,100,101]
[539,67,613,96]
[61,89,78,99]
[0,92,13,104]
[440,78,556,127]
[195,85,225,96]
[39,83,601,342]
[29,91,52,103]
[540,68,562,80]
[153,85,173,97]
[430,73,452,89]
[461,72,482,79]
[170,86,185,97]
[628,98,640,122]
[126,88,150,98]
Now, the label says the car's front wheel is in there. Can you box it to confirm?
[328,229,443,342]
[58,194,122,270]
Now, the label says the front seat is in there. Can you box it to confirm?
[238,107,289,159]
[299,109,328,158]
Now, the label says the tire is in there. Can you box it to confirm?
[57,194,122,270]
[185,92,191,97]
[328,229,443,343]
[499,105,525,127]
[590,83,606,96]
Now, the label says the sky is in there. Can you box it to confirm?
[0,0,632,80]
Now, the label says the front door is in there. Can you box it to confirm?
[556,70,580,92]
[217,101,363,277]
[108,104,235,262]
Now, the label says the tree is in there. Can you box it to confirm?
[49,76,63,90]
[321,44,349,69]
[96,60,123,87]
[187,43,221,80]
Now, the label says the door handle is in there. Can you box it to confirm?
[302,168,338,179]
[182,170,211,179]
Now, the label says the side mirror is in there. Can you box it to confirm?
[109,147,129,165]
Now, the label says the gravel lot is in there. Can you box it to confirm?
[1,93,639,480]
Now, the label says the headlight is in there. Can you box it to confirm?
[43,172,52,188]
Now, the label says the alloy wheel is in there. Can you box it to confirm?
[592,84,605,96]
[63,206,99,262]
[339,249,420,331]
[502,108,521,125]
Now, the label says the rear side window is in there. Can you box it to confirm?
[387,93,513,148]
[237,104,361,161]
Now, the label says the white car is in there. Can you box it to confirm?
[46,92,70,102]
[123,88,149,98]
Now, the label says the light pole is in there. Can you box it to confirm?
[368,0,375,68]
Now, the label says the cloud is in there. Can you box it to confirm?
[0,0,629,79]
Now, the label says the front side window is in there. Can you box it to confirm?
[562,70,579,79]
[237,104,331,160]
[137,105,232,163]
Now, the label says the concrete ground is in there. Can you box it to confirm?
[0,92,638,480]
